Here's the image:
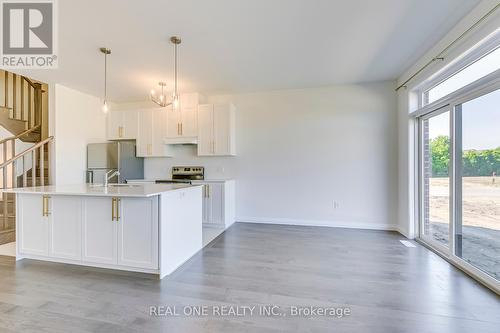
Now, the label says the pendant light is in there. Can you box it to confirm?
[150,36,181,108]
[100,47,111,113]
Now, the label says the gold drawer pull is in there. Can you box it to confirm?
[42,195,50,217]
[111,197,116,221]
[116,198,120,221]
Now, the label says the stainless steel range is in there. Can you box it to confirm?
[155,166,204,184]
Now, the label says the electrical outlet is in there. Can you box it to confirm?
[216,166,225,173]
[333,201,340,209]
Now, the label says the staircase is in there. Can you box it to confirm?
[0,70,52,245]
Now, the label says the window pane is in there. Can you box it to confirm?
[455,89,500,281]
[427,47,500,104]
[422,111,450,246]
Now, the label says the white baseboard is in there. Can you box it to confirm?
[395,225,410,238]
[236,216,398,231]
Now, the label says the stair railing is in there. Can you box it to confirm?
[0,124,42,167]
[0,135,52,187]
[0,136,53,231]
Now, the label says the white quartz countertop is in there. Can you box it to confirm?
[1,183,200,197]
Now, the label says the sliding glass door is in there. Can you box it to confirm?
[454,88,500,281]
[420,109,451,249]
[418,86,500,287]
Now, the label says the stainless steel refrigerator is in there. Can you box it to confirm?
[86,142,144,184]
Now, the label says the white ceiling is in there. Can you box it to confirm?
[14,0,481,102]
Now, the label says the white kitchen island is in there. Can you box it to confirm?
[2,183,203,279]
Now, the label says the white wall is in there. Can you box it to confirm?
[396,0,500,238]
[53,84,106,185]
[120,82,398,230]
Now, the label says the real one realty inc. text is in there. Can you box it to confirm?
[150,305,351,318]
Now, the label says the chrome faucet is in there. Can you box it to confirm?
[104,170,120,187]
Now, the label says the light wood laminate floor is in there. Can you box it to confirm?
[0,223,499,332]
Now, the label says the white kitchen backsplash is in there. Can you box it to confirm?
[143,145,236,180]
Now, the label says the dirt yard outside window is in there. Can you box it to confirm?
[429,176,500,279]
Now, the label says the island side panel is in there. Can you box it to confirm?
[159,186,203,278]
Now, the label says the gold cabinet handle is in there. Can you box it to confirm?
[177,123,180,135]
[116,198,120,221]
[207,184,210,198]
[118,126,123,138]
[212,141,215,154]
[147,143,152,155]
[42,195,50,217]
[112,197,116,221]
[180,123,183,136]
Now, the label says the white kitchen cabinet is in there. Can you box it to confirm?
[137,109,152,157]
[180,107,198,137]
[11,186,202,278]
[82,197,117,265]
[82,196,158,269]
[167,107,198,138]
[197,104,236,156]
[137,108,173,157]
[107,110,138,140]
[202,182,223,225]
[17,194,49,256]
[197,104,213,155]
[117,197,158,269]
[165,93,206,143]
[50,196,82,260]
[193,180,235,228]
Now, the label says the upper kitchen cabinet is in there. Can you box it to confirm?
[165,93,207,144]
[137,108,173,157]
[198,104,236,156]
[107,110,138,140]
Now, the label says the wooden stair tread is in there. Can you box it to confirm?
[0,107,27,135]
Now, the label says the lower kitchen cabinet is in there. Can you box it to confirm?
[83,196,158,269]
[50,196,82,260]
[82,196,117,265]
[192,180,235,228]
[18,195,82,259]
[18,194,158,270]
[17,194,49,256]
[117,197,158,269]
[202,182,223,225]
